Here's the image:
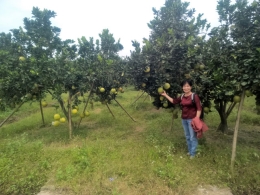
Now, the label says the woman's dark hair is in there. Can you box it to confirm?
[181,79,193,87]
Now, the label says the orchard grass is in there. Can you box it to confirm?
[0,86,260,195]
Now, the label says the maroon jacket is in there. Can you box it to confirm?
[191,117,209,138]
[172,94,202,119]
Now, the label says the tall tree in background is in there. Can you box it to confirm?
[128,0,210,111]
[195,0,260,132]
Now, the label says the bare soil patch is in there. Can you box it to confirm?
[196,185,233,195]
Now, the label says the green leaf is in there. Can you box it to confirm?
[241,82,247,86]
[225,91,233,96]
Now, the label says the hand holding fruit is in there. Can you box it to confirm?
[160,91,167,97]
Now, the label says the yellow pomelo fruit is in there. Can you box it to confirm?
[141,83,146,88]
[163,102,168,108]
[199,64,205,70]
[233,96,241,103]
[194,64,200,70]
[100,87,105,92]
[144,66,150,73]
[41,101,48,107]
[203,107,209,114]
[52,121,60,126]
[163,83,170,90]
[80,113,85,118]
[159,96,164,101]
[85,111,90,117]
[158,87,164,94]
[72,109,78,114]
[60,117,66,123]
[19,56,25,62]
[110,88,116,94]
[54,114,61,120]
[245,90,252,97]
[26,93,32,99]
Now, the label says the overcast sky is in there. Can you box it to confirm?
[0,0,222,57]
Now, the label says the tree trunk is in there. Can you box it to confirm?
[216,100,237,133]
[47,90,68,120]
[39,100,45,126]
[216,100,228,133]
[217,117,229,133]
[58,98,69,120]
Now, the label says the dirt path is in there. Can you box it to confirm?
[37,184,233,195]
[37,186,65,195]
[196,185,233,195]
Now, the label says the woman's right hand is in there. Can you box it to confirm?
[161,91,167,97]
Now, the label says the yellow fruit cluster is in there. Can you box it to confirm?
[157,83,171,94]
[52,114,66,127]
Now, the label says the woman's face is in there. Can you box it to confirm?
[182,83,192,93]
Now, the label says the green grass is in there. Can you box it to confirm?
[0,86,260,194]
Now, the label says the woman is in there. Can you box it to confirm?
[161,79,201,159]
